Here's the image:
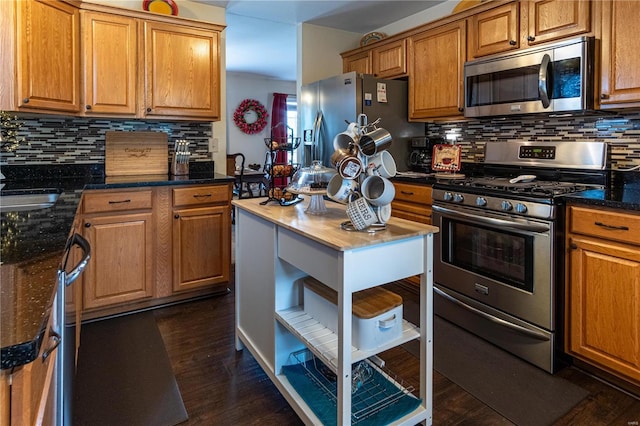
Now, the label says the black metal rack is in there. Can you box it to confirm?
[261,124,302,206]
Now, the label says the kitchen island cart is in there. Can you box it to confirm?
[233,199,437,425]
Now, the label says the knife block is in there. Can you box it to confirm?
[171,153,189,176]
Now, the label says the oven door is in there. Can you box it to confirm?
[432,203,555,330]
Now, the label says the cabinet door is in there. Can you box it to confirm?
[524,0,591,46]
[15,0,80,113]
[409,20,466,119]
[599,0,640,108]
[172,205,230,292]
[81,11,137,115]
[82,213,154,309]
[372,39,407,78]
[468,2,519,59]
[568,236,640,384]
[343,51,371,74]
[143,21,220,120]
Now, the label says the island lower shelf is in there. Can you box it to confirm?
[276,348,427,425]
[275,306,420,371]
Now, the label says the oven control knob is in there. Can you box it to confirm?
[515,203,528,214]
[476,197,487,206]
[453,193,464,203]
[501,200,513,211]
[443,192,453,201]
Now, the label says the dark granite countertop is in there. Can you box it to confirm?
[565,171,640,211]
[0,162,233,369]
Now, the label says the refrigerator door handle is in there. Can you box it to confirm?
[312,110,323,161]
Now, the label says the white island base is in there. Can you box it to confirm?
[233,199,437,425]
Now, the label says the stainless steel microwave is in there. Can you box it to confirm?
[464,36,595,118]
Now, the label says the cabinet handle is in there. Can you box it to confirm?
[146,107,152,113]
[42,329,60,361]
[600,94,610,100]
[23,98,29,104]
[458,107,464,112]
[594,221,629,231]
[84,222,91,228]
[570,243,578,250]
[108,199,131,204]
[527,35,535,42]
[193,194,212,198]
[400,191,415,195]
[86,105,92,110]
[509,40,516,46]
[174,214,180,219]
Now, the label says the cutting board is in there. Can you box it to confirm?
[105,131,169,176]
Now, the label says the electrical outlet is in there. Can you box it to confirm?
[209,137,219,152]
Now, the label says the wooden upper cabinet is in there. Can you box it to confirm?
[81,11,138,115]
[599,0,640,108]
[343,51,371,74]
[143,21,220,120]
[15,0,80,113]
[468,2,520,59]
[409,20,466,120]
[371,39,407,78]
[523,0,591,46]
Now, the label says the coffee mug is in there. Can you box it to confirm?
[359,128,392,156]
[333,122,358,151]
[374,203,392,224]
[338,155,364,180]
[366,150,397,178]
[346,196,377,231]
[361,175,395,206]
[326,174,358,204]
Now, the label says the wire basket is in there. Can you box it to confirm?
[282,349,420,424]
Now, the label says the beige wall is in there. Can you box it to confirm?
[297,23,361,86]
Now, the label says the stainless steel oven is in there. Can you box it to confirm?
[432,141,607,373]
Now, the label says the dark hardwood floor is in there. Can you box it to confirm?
[153,281,640,425]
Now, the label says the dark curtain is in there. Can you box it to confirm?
[271,93,288,186]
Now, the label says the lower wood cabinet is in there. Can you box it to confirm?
[2,309,58,426]
[79,183,231,318]
[566,205,640,387]
[82,211,154,310]
[81,189,154,310]
[391,181,433,224]
[172,185,231,293]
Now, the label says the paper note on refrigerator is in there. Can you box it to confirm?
[377,83,388,102]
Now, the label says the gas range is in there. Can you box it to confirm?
[431,140,608,373]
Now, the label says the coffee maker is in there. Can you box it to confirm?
[408,137,443,172]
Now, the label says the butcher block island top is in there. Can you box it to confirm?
[231,198,438,251]
[233,198,437,425]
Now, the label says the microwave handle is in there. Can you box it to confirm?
[538,54,552,108]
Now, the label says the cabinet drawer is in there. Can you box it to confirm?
[569,206,640,246]
[83,189,153,213]
[173,185,230,207]
[393,183,432,206]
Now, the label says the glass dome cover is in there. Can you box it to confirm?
[286,160,337,195]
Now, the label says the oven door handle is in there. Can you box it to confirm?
[434,286,550,341]
[432,205,550,233]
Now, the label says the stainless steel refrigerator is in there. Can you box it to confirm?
[300,71,425,171]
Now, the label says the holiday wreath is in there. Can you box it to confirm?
[233,99,268,134]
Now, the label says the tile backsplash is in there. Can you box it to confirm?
[1,112,640,170]
[427,111,640,170]
[0,116,212,166]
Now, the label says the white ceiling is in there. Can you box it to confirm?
[193,1,447,80]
